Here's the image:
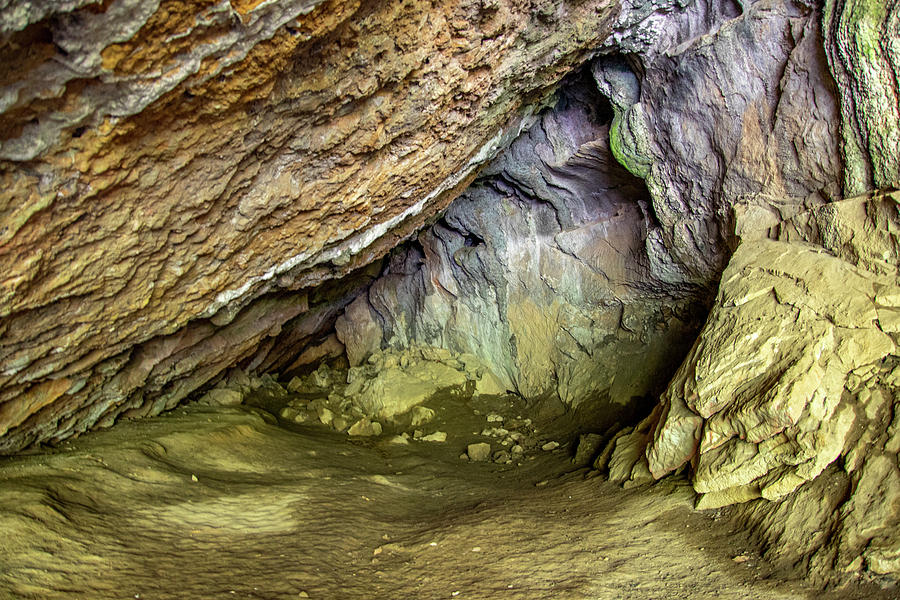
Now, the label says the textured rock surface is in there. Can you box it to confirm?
[601,0,845,286]
[337,72,704,420]
[0,0,626,452]
[823,0,900,195]
[1,1,900,590]
[599,192,900,582]
[329,0,867,421]
[1,0,894,456]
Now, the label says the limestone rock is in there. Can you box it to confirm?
[604,193,900,582]
[467,442,492,462]
[597,0,845,287]
[284,335,345,373]
[647,233,895,499]
[0,0,623,453]
[335,296,383,367]
[351,353,467,420]
[573,433,604,467]
[347,418,382,437]
[198,388,244,408]
[409,406,435,427]
[363,72,704,418]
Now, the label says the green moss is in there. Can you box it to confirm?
[609,107,652,180]
[823,0,900,194]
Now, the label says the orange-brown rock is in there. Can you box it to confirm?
[0,0,622,452]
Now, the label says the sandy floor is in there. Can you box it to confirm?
[0,396,892,600]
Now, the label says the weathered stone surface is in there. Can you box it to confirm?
[0,0,624,452]
[198,388,244,407]
[600,0,845,287]
[334,296,382,367]
[649,236,894,498]
[0,1,898,588]
[467,441,492,462]
[354,357,466,420]
[344,72,704,420]
[823,0,900,195]
[572,432,604,467]
[347,417,382,437]
[281,345,501,429]
[604,192,900,581]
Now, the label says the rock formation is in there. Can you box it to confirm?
[334,71,704,423]
[0,0,625,452]
[1,0,900,587]
[600,191,900,583]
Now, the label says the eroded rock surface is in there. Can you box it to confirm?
[335,72,704,419]
[1,0,900,589]
[329,0,858,423]
[0,0,627,452]
[823,0,900,195]
[599,192,900,582]
[600,0,845,286]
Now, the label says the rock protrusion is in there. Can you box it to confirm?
[601,193,900,581]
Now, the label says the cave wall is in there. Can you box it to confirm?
[600,192,900,582]
[333,71,704,422]
[605,0,846,286]
[0,0,899,584]
[324,0,900,584]
[0,0,638,453]
[327,0,854,421]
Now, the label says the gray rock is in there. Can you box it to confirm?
[334,296,383,367]
[348,418,382,437]
[467,443,492,462]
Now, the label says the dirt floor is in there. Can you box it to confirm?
[0,392,894,600]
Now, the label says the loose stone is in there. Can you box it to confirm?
[467,443,492,462]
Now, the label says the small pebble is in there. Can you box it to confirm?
[420,431,447,442]
[542,441,559,451]
[492,450,511,463]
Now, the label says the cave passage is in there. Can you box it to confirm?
[0,383,869,600]
[2,0,899,595]
[0,52,896,600]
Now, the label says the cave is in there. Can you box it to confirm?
[0,0,899,598]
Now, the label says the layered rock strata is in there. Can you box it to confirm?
[599,192,900,582]
[0,4,898,591]
[333,72,704,420]
[0,0,626,452]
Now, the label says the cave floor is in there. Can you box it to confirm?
[0,397,890,600]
